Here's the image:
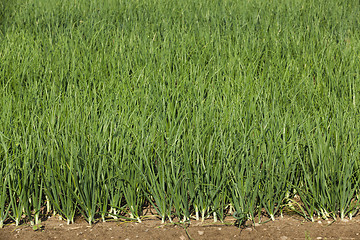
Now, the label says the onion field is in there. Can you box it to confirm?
[1,0,360,227]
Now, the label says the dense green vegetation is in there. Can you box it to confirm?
[1,0,360,227]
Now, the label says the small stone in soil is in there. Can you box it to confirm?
[198,230,204,235]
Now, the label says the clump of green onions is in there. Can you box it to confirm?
[0,0,360,227]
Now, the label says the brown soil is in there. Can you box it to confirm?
[1,215,360,240]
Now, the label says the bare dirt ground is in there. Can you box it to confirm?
[1,214,360,240]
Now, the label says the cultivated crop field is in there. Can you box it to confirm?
[0,0,360,230]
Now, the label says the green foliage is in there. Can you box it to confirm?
[0,0,360,226]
